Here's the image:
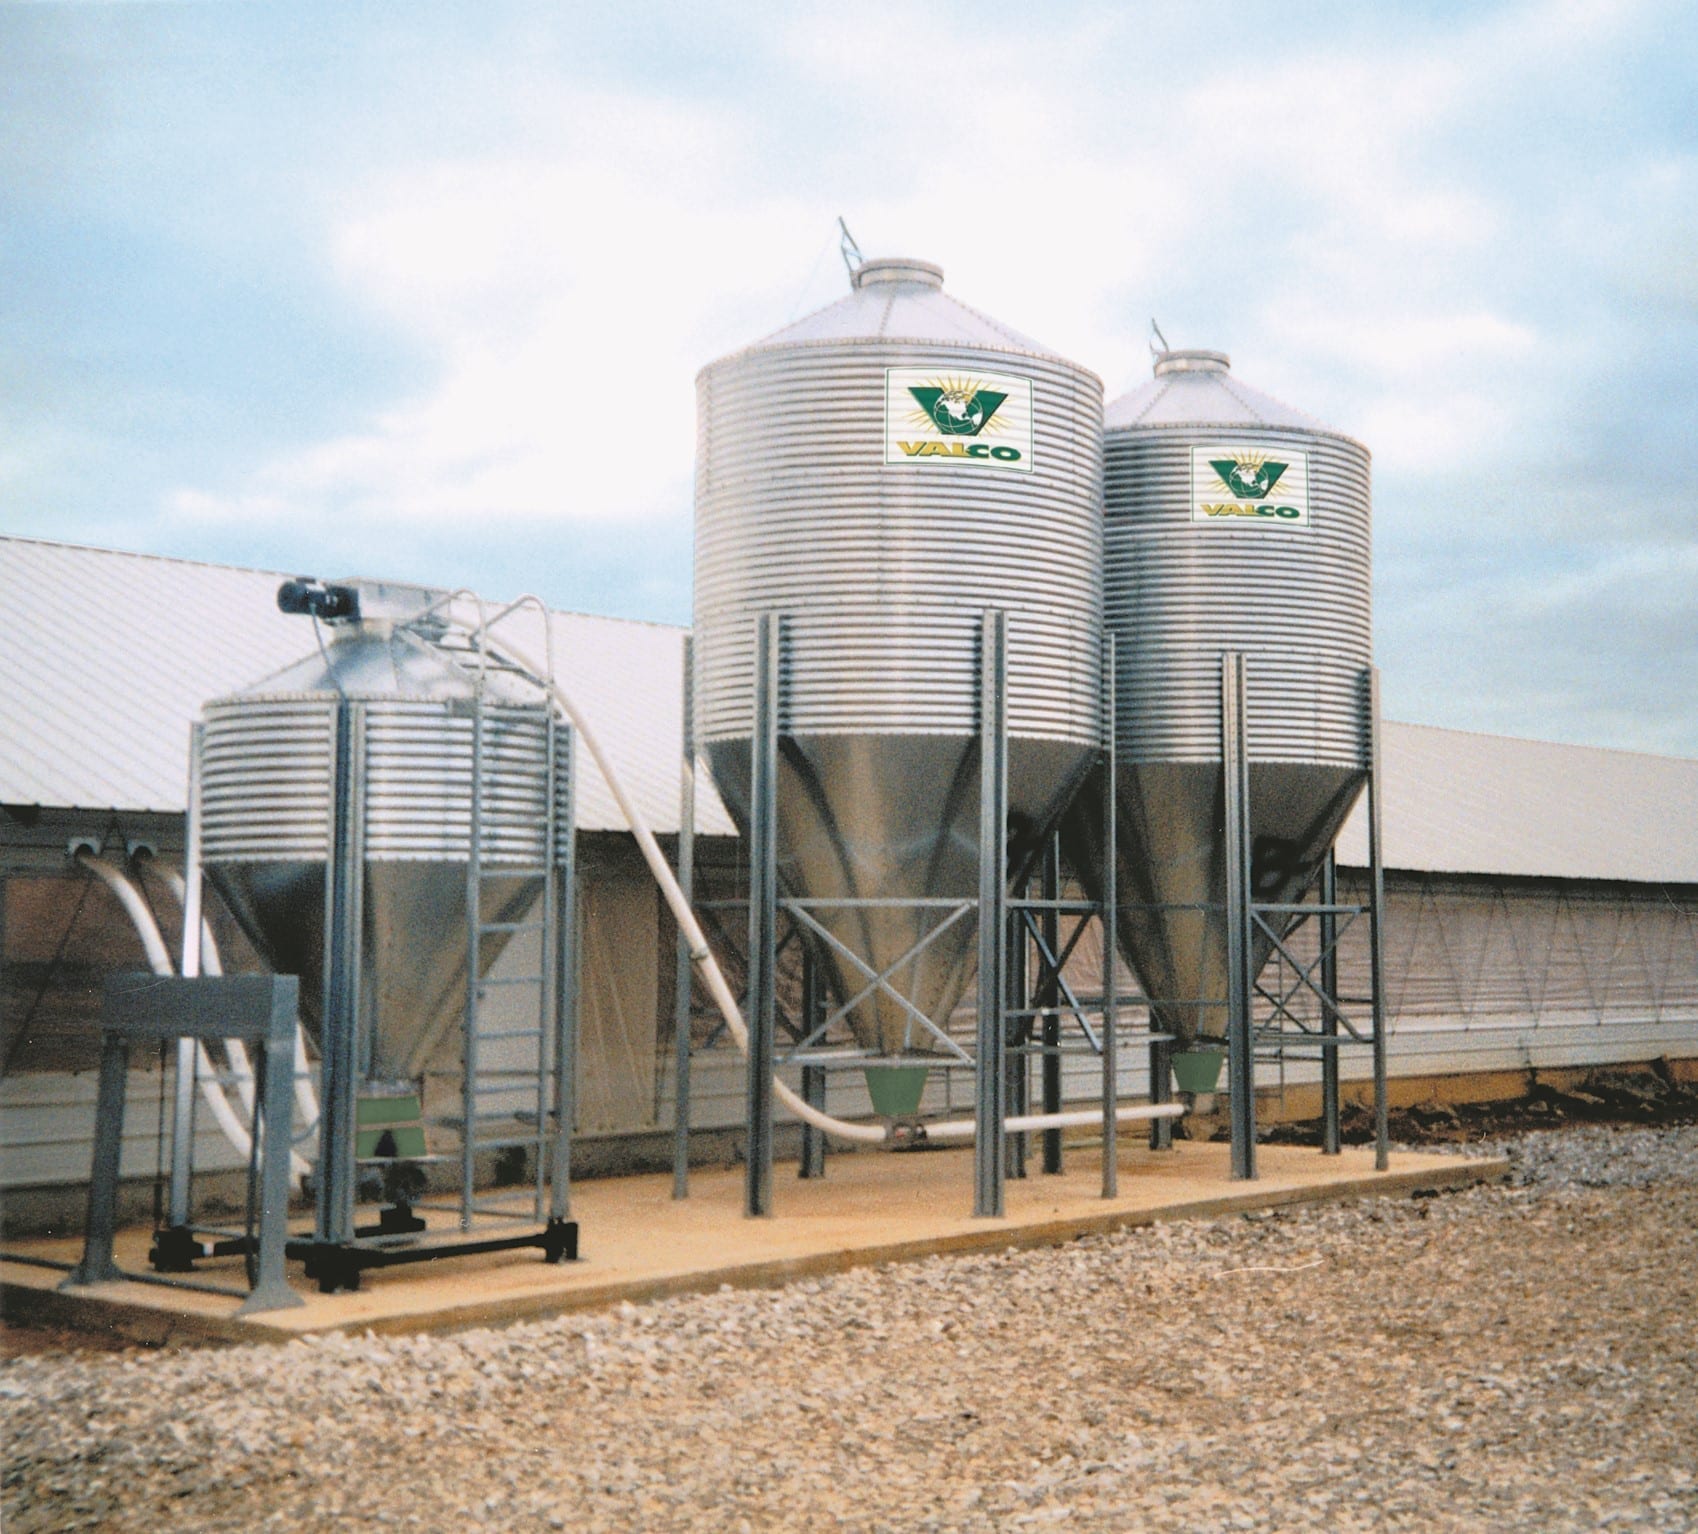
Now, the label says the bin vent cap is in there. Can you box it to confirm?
[1153,348,1230,377]
[852,257,945,290]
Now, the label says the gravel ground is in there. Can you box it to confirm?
[6,1124,1698,1532]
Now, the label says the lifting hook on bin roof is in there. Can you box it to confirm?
[837,215,864,285]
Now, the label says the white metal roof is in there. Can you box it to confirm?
[727,257,1075,366]
[0,537,734,836]
[1335,721,1698,884]
[3,537,1693,884]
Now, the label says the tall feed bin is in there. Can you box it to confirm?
[694,258,1104,1055]
[1068,348,1373,1045]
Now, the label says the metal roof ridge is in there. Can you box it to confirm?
[0,533,295,581]
[0,534,693,637]
[1384,717,1698,767]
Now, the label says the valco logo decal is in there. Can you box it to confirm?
[884,367,1034,472]
[1191,446,1310,527]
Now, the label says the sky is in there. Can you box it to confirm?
[3,0,1695,756]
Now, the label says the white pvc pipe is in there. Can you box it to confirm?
[917,1102,1188,1143]
[77,853,312,1179]
[79,851,174,975]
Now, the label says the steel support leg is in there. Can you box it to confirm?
[168,723,207,1231]
[317,700,364,1247]
[1040,835,1064,1175]
[71,975,306,1312]
[1366,668,1390,1172]
[673,636,696,1200]
[1222,654,1257,1181]
[64,1034,130,1288]
[974,611,1009,1219]
[799,948,826,1179]
[744,614,779,1217]
[236,986,305,1315]
[1320,849,1341,1156]
[1148,1037,1173,1151]
[1102,638,1122,1192]
[462,691,486,1232]
[550,728,578,1223]
[1006,875,1028,1181]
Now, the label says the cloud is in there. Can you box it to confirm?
[1380,540,1698,753]
[163,87,826,528]
[8,0,1696,756]
[162,0,1669,534]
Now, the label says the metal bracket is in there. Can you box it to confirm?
[66,974,305,1315]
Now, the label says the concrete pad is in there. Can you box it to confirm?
[2,1140,1505,1346]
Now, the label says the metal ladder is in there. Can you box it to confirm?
[450,628,563,1231]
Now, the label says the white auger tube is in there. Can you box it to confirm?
[77,853,313,1179]
[152,867,320,1137]
[916,1103,1186,1143]
[493,613,1181,1151]
[488,629,886,1145]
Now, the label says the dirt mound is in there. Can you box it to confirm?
[1265,1058,1698,1148]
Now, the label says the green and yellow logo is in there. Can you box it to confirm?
[907,381,1008,438]
[884,366,1035,472]
[1190,445,1310,527]
[1208,452,1288,501]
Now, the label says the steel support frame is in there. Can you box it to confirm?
[1319,850,1341,1154]
[549,720,580,1221]
[781,899,977,1062]
[67,974,305,1315]
[1006,873,1030,1181]
[1101,637,1122,1195]
[731,608,1122,1219]
[1219,656,1390,1179]
[798,948,828,1180]
[166,723,207,1232]
[744,613,780,1217]
[1222,654,1257,1180]
[1094,640,1173,1157]
[1039,837,1064,1173]
[973,611,1009,1218]
[673,636,696,1198]
[995,632,1127,1197]
[318,697,366,1247]
[462,688,486,1229]
[1365,668,1391,1171]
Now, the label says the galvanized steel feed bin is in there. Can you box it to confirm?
[1067,348,1373,1046]
[199,583,573,1091]
[693,258,1105,1054]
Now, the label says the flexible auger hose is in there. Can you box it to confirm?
[487,623,888,1144]
[492,611,1185,1148]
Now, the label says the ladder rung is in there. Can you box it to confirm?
[477,976,544,989]
[477,1028,544,1042]
[467,1136,547,1153]
[480,921,545,935]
